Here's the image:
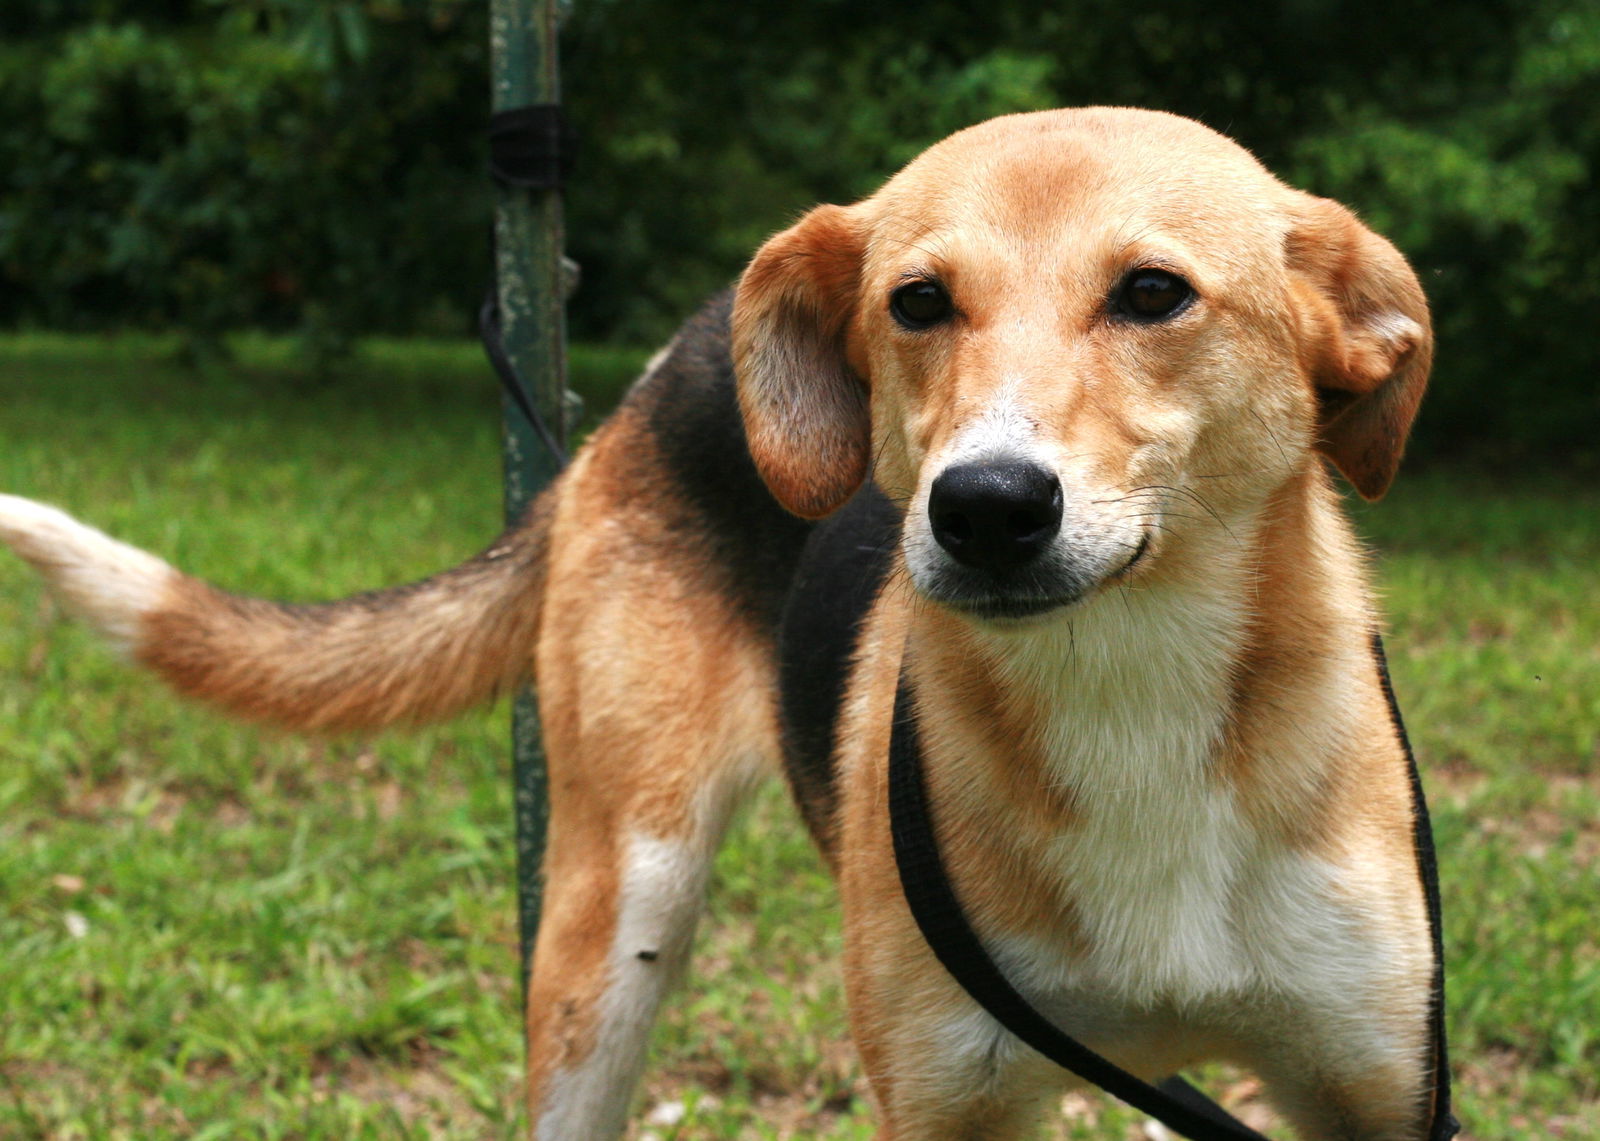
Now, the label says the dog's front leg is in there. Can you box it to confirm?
[1240,995,1437,1141]
[839,867,1068,1140]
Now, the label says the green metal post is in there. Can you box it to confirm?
[489,0,566,1010]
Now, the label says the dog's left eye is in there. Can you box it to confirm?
[890,281,954,329]
[1116,269,1194,320]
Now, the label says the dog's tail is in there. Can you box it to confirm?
[0,492,552,733]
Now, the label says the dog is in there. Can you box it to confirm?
[0,108,1440,1139]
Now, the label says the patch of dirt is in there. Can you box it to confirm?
[1437,771,1600,863]
[1456,1043,1600,1137]
[1049,1071,1278,1140]
[316,1049,492,1130]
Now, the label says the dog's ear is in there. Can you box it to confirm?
[1287,196,1433,500]
[733,204,869,519]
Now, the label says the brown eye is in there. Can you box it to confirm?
[890,280,953,329]
[1117,269,1193,320]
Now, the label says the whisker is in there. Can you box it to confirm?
[1248,408,1293,474]
[1137,483,1237,545]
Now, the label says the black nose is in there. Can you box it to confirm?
[928,461,1063,573]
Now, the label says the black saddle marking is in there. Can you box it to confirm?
[635,290,813,631]
[777,485,901,848]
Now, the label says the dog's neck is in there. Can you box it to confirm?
[908,464,1372,803]
[901,465,1381,1003]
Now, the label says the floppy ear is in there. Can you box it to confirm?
[1287,196,1433,500]
[732,204,869,519]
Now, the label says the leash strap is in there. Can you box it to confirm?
[1373,633,1461,1140]
[479,284,569,472]
[888,635,1458,1139]
[481,102,576,475]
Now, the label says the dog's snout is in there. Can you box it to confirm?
[928,462,1063,573]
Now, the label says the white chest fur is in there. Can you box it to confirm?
[981,577,1365,1015]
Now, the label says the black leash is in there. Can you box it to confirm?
[480,103,576,474]
[888,634,1459,1140]
[479,285,568,471]
[1374,632,1459,1140]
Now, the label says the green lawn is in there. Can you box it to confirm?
[0,333,1594,1139]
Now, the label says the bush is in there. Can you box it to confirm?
[0,2,491,343]
[1,0,1596,459]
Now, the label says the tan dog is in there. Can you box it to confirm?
[1,108,1439,1139]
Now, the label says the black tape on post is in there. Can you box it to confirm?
[489,104,578,190]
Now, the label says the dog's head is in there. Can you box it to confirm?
[733,109,1430,623]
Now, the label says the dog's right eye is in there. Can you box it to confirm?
[890,281,953,329]
[1115,268,1194,321]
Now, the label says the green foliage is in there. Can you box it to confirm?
[1279,2,1600,458]
[0,2,491,344]
[559,0,1600,460]
[2,1,1598,456]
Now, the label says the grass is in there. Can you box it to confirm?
[0,331,1595,1139]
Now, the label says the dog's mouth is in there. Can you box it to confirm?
[947,594,1082,622]
[926,532,1153,625]
[1114,533,1152,578]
